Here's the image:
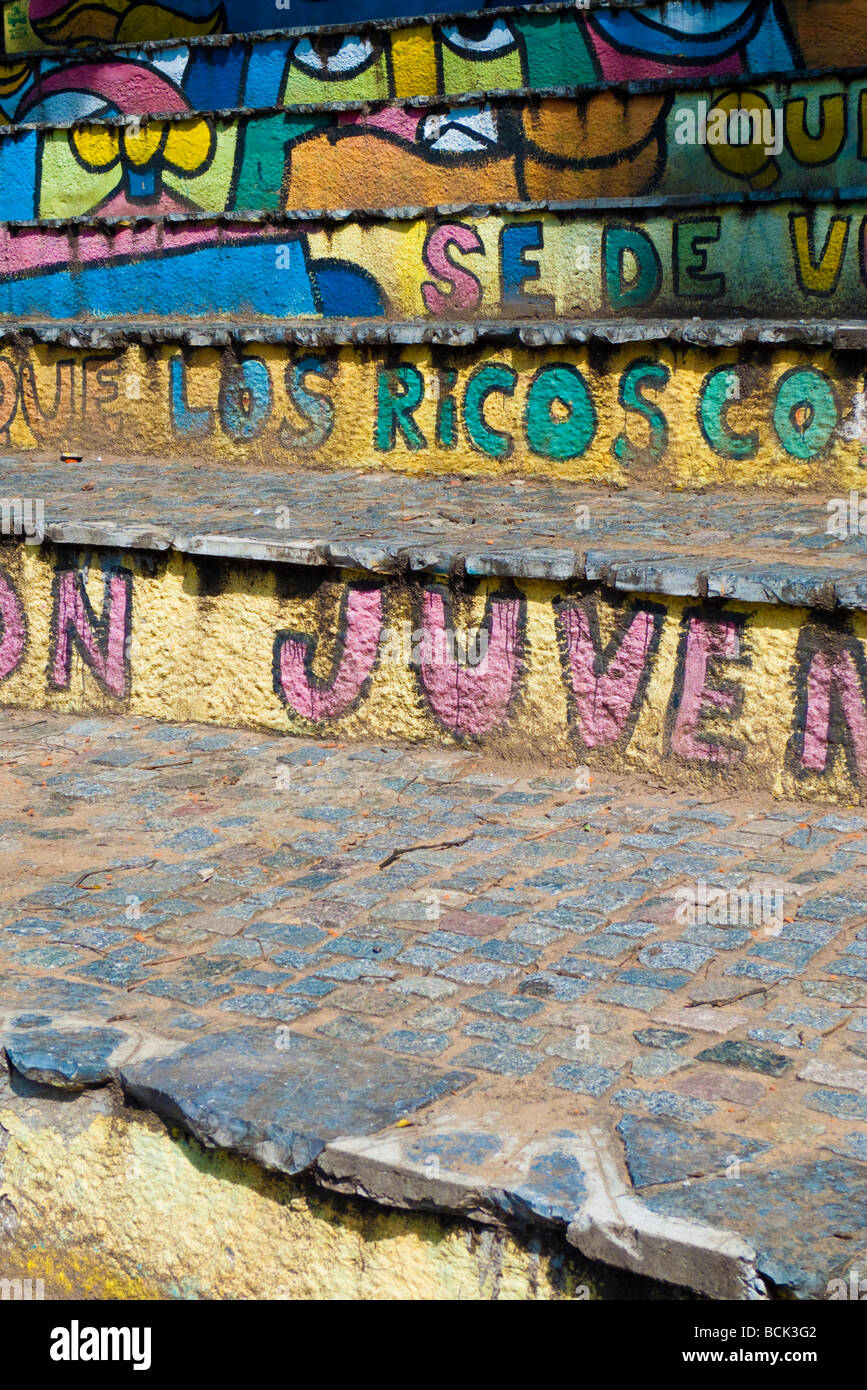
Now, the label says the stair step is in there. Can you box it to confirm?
[7,0,533,52]
[3,0,861,122]
[4,68,864,220]
[0,463,866,800]
[1,701,866,1299]
[2,460,866,603]
[2,197,865,323]
[1,1,811,118]
[0,322,863,486]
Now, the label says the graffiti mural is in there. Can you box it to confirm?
[0,4,861,329]
[0,0,830,112]
[1,544,867,802]
[2,201,867,321]
[2,73,862,225]
[0,338,864,489]
[1,0,831,64]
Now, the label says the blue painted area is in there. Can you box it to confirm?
[243,38,294,108]
[217,0,497,24]
[170,355,213,438]
[219,356,273,441]
[310,259,386,318]
[23,92,113,121]
[0,239,384,322]
[0,132,38,220]
[183,44,247,109]
[592,0,775,63]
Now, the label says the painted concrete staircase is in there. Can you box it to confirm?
[4,0,867,1308]
[0,0,866,806]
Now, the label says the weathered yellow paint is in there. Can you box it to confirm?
[0,1095,590,1300]
[1,544,865,802]
[1,339,862,487]
[389,25,438,101]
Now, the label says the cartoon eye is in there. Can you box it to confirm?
[439,20,517,56]
[293,35,377,78]
[421,106,499,154]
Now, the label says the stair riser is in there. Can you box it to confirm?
[7,0,498,52]
[0,1086,598,1302]
[4,200,866,323]
[0,541,865,803]
[6,74,866,220]
[0,337,863,487]
[3,0,861,118]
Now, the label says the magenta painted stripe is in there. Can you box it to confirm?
[588,31,743,83]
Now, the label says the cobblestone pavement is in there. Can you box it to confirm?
[3,707,867,1295]
[6,457,867,605]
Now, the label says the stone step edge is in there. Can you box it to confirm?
[7,59,861,137]
[0,1022,770,1300]
[6,316,867,351]
[11,187,865,232]
[5,63,864,135]
[17,520,867,613]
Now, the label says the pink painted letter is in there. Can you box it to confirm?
[50,568,130,697]
[670,614,743,764]
[420,588,522,737]
[422,224,484,316]
[800,642,867,777]
[558,601,659,747]
[0,569,26,681]
[275,584,383,722]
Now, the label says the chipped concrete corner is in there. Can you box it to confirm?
[0,1045,746,1301]
[0,1057,654,1301]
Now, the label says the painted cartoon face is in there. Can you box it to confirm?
[284,80,670,210]
[281,35,391,104]
[586,0,785,82]
[70,115,216,203]
[278,21,524,107]
[285,101,517,208]
[437,19,523,94]
[22,0,502,50]
[28,60,236,216]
